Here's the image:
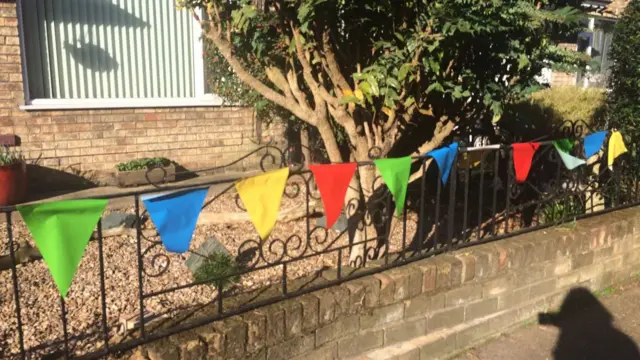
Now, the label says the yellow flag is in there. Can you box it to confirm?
[608,131,628,170]
[235,168,290,239]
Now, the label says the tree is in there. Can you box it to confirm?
[179,0,586,263]
[607,0,640,134]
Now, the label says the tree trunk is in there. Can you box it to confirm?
[301,127,311,166]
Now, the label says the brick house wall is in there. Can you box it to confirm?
[0,2,285,190]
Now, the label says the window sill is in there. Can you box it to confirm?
[19,96,225,111]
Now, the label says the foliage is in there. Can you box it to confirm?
[0,146,24,166]
[540,197,581,224]
[179,0,588,165]
[529,87,606,126]
[193,252,240,290]
[501,87,606,140]
[607,0,640,134]
[115,157,171,172]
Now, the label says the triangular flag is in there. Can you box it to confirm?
[17,199,108,297]
[426,142,459,184]
[553,141,586,170]
[608,131,628,170]
[142,188,208,253]
[236,168,290,239]
[512,143,541,183]
[584,131,607,159]
[554,139,574,154]
[309,163,357,229]
[374,156,412,216]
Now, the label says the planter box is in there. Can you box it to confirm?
[0,162,27,206]
[117,164,176,187]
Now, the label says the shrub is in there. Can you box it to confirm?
[502,87,606,140]
[0,146,25,166]
[115,157,171,172]
[194,252,240,291]
[607,0,640,135]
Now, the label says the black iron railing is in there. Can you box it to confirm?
[1,124,638,359]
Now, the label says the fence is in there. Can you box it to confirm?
[1,125,638,359]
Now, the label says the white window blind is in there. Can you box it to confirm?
[21,0,198,100]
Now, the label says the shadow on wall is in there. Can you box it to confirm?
[538,287,640,360]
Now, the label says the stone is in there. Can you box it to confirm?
[338,330,384,358]
[102,211,137,230]
[185,236,231,274]
[315,212,349,233]
[384,318,426,345]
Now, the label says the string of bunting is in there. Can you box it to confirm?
[18,130,629,297]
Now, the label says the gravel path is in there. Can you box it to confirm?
[0,185,419,359]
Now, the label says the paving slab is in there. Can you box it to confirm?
[453,280,640,360]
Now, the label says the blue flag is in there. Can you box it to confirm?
[142,188,208,253]
[426,142,459,184]
[584,131,608,159]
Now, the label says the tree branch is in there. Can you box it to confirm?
[201,17,315,125]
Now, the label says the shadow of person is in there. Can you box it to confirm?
[538,287,640,360]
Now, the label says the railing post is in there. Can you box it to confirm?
[7,212,25,359]
[447,152,458,251]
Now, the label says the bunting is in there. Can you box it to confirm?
[553,140,586,170]
[608,131,628,170]
[512,143,541,183]
[374,157,412,216]
[309,163,357,229]
[426,143,459,184]
[18,199,108,297]
[235,168,290,239]
[142,188,209,253]
[584,131,608,159]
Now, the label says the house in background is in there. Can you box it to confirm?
[0,0,284,191]
[549,0,630,87]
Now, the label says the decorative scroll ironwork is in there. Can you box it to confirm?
[3,121,640,360]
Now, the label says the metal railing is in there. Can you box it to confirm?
[1,124,638,359]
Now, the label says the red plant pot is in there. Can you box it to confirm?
[0,162,27,206]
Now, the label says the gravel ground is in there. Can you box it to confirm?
[0,185,419,359]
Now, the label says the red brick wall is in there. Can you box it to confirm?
[0,2,285,187]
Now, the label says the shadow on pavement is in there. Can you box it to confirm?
[538,287,640,360]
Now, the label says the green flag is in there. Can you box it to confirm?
[374,157,412,216]
[554,139,574,154]
[553,140,586,170]
[18,199,108,298]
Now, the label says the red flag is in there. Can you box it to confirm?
[309,163,358,229]
[512,143,540,183]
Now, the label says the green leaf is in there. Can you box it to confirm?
[398,64,412,81]
[518,54,531,70]
[426,82,444,94]
[339,95,361,105]
[387,78,401,89]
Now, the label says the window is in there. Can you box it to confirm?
[19,0,219,109]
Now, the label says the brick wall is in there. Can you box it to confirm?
[0,2,285,189]
[131,207,640,360]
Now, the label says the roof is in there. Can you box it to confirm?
[584,0,631,18]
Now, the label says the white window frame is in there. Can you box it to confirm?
[16,0,222,111]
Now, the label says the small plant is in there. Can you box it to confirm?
[115,157,171,172]
[0,146,25,166]
[540,198,581,225]
[194,252,241,291]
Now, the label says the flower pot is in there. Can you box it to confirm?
[0,162,27,206]
[117,164,176,187]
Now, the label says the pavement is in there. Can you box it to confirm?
[452,279,640,360]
